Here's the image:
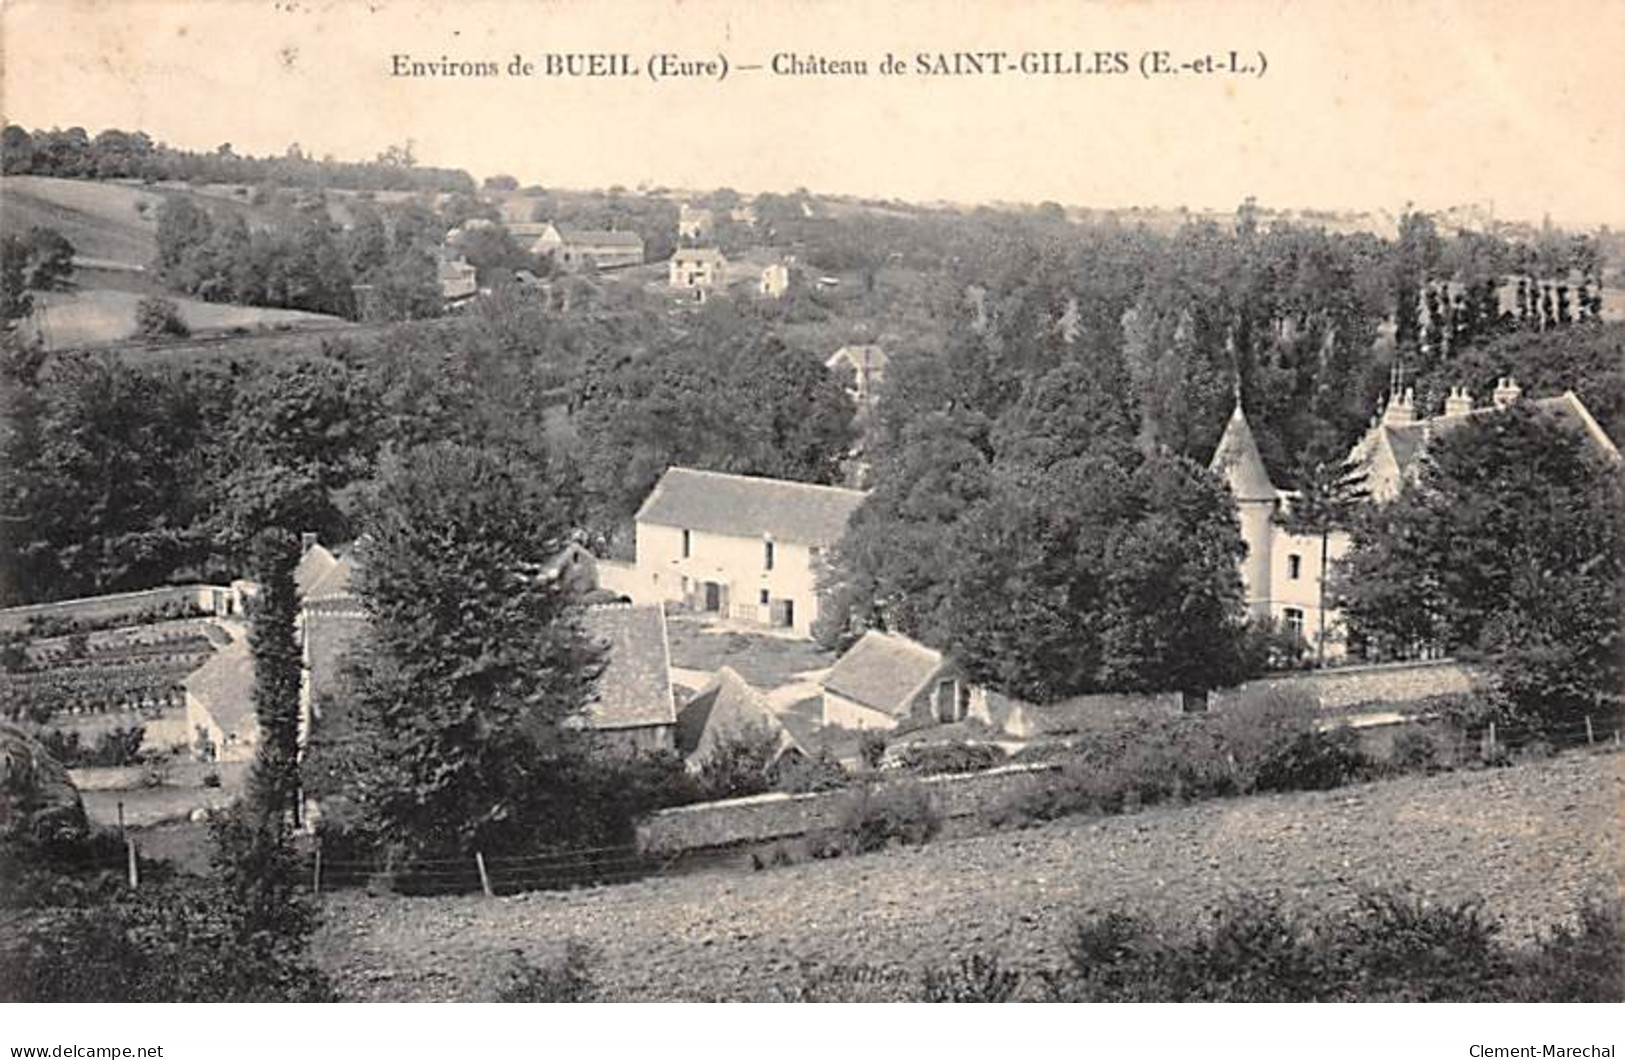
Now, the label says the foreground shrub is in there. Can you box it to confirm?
[1252,726,1371,793]
[135,296,190,340]
[920,953,1022,1002]
[495,941,597,1002]
[772,748,849,794]
[1039,889,1623,1002]
[820,780,943,855]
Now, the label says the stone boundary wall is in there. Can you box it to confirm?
[1239,658,1485,712]
[637,762,1060,855]
[0,585,225,632]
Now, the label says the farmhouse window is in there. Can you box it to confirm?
[764,540,775,571]
[1288,553,1302,580]
[681,529,691,558]
[1284,607,1305,638]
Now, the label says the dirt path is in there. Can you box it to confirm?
[314,751,1622,1001]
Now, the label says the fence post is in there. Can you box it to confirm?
[126,835,140,889]
[475,850,494,899]
[1585,716,1595,745]
[312,842,322,898]
[1485,720,1496,758]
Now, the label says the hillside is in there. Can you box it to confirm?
[0,175,162,269]
[314,750,1621,1001]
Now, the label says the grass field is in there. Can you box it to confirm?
[312,749,1621,1001]
[25,288,346,349]
[0,175,162,268]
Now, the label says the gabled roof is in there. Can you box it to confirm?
[184,639,257,739]
[672,247,725,264]
[675,666,799,764]
[634,468,866,547]
[581,604,677,731]
[558,229,644,248]
[304,538,369,604]
[1369,391,1621,483]
[295,545,339,599]
[1209,403,1279,502]
[822,630,946,719]
[826,345,888,374]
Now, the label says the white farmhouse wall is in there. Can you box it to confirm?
[635,521,824,637]
[822,691,901,732]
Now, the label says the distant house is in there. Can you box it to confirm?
[821,629,983,731]
[675,665,801,772]
[437,255,478,306]
[575,604,678,754]
[678,204,714,241]
[530,223,645,271]
[626,467,866,638]
[758,262,790,299]
[824,345,888,407]
[668,248,727,301]
[185,638,257,762]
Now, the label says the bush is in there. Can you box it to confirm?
[771,748,848,794]
[1251,726,1371,793]
[857,730,888,770]
[890,740,1006,776]
[919,953,1022,1003]
[1388,725,1442,774]
[829,780,943,855]
[1036,888,1623,1002]
[134,297,190,340]
[495,941,596,1002]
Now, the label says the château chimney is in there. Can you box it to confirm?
[1382,387,1416,426]
[1443,386,1473,418]
[300,531,319,554]
[1492,376,1523,408]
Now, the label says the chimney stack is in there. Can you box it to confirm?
[300,531,319,554]
[1382,387,1416,426]
[1492,377,1523,408]
[1444,386,1473,417]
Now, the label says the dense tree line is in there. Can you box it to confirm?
[2,124,474,195]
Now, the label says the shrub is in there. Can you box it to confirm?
[832,780,942,854]
[919,953,1022,1002]
[495,941,597,1002]
[1252,726,1371,793]
[1388,725,1442,774]
[134,297,190,340]
[890,741,1006,776]
[693,725,781,801]
[772,748,848,794]
[857,730,888,770]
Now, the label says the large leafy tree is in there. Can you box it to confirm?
[246,528,303,825]
[1336,406,1622,731]
[340,442,602,859]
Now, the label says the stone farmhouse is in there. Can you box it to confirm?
[608,467,867,638]
[1212,377,1620,658]
[821,629,986,731]
[669,247,727,302]
[526,223,645,271]
[676,666,801,772]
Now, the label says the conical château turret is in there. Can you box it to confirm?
[1209,401,1279,618]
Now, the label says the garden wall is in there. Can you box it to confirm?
[0,585,230,632]
[1240,658,1484,713]
[636,763,1060,855]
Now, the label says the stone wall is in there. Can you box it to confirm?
[1239,658,1485,712]
[0,585,225,632]
[636,763,1060,855]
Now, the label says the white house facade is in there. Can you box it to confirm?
[626,467,866,638]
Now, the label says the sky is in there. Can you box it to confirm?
[3,0,1623,227]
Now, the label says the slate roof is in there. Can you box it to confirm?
[635,468,866,547]
[675,666,799,764]
[1382,392,1619,479]
[1209,403,1279,502]
[184,639,257,739]
[822,630,946,719]
[304,538,368,603]
[672,247,726,264]
[294,545,339,599]
[559,229,644,249]
[581,604,677,731]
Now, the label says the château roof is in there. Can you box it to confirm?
[1209,404,1279,502]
